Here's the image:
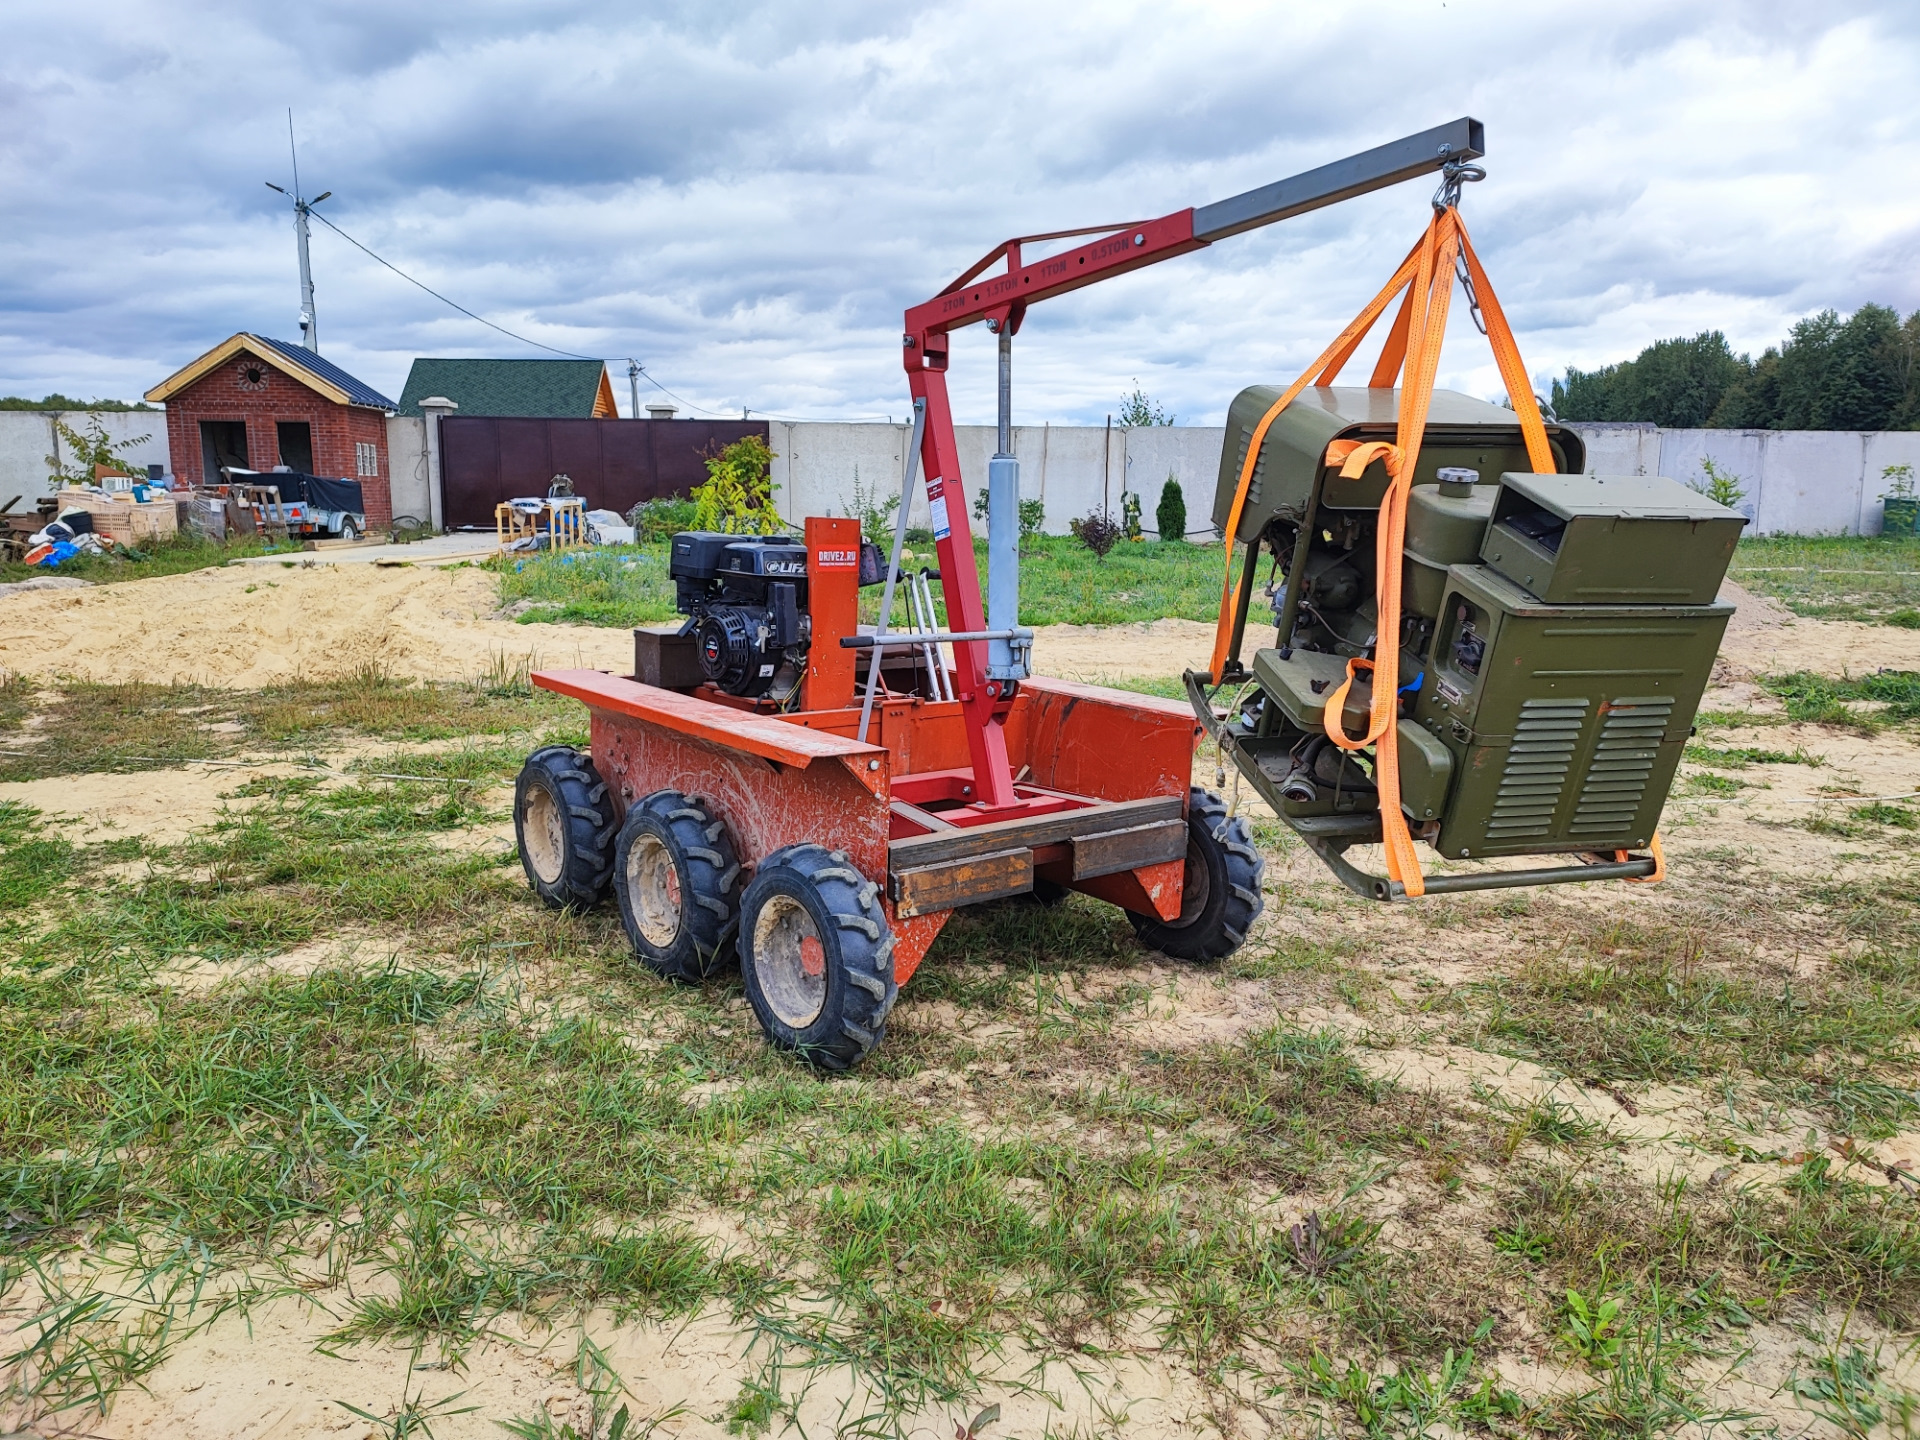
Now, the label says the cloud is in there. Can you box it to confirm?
[1,0,1915,424]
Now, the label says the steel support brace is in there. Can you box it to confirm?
[1181,670,1658,901]
[908,365,1019,809]
[987,324,1027,681]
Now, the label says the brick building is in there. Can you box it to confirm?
[145,334,398,528]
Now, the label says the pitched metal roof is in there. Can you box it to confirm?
[396,358,613,418]
[144,333,396,410]
[247,335,396,409]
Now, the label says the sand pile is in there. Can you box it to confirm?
[0,563,1241,692]
[0,565,1911,692]
[1710,579,1920,677]
[1030,615,1253,685]
[0,563,631,687]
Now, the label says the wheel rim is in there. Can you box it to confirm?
[752,893,827,1028]
[626,832,682,948]
[523,785,565,884]
[1171,837,1211,927]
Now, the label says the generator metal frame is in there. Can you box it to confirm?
[1184,671,1661,901]
[1184,387,1741,902]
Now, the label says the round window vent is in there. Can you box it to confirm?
[236,361,269,391]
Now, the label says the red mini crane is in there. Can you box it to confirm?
[515,120,1484,1067]
[889,117,1484,814]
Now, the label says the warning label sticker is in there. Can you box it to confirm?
[930,496,950,541]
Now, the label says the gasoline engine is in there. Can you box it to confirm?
[669,532,812,699]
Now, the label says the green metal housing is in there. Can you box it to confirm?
[1480,472,1745,605]
[1211,386,1585,540]
[1414,564,1732,857]
[1202,385,1747,898]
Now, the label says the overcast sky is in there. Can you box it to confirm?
[3,1,1916,425]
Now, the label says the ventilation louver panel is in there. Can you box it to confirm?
[1234,427,1266,511]
[1570,696,1674,837]
[1487,698,1589,839]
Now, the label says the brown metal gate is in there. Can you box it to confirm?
[438,416,769,529]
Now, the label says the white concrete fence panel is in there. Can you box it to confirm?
[768,420,1226,538]
[6,410,1915,538]
[0,411,170,506]
[386,415,431,524]
[1567,422,1920,536]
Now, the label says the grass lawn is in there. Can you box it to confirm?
[489,544,679,627]
[491,529,1920,637]
[1,673,1918,1434]
[491,534,1238,631]
[1729,533,1920,626]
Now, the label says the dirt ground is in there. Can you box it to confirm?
[3,566,1918,1438]
[4,561,1913,692]
[0,562,632,685]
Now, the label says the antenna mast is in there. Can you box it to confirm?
[265,111,331,352]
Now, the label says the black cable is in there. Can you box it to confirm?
[307,210,897,424]
[308,209,606,362]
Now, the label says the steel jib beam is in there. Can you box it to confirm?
[904,117,1484,341]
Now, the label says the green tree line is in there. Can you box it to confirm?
[1551,306,1920,430]
[0,393,156,412]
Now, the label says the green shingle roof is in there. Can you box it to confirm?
[396,358,609,418]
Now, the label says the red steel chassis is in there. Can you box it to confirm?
[535,522,1199,985]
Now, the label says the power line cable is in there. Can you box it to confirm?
[307,210,896,423]
[308,211,743,418]
[625,366,729,420]
[307,209,609,363]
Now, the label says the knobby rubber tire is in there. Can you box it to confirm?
[739,844,897,1071]
[614,790,742,982]
[514,745,617,911]
[1127,787,1264,961]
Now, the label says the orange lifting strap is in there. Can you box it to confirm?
[1207,204,1556,898]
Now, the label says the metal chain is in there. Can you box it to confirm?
[1435,158,1490,334]
[1455,249,1488,336]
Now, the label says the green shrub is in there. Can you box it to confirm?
[628,496,698,541]
[1069,509,1123,560]
[1020,497,1046,543]
[1156,475,1187,541]
[970,491,1049,551]
[691,436,781,535]
[1692,457,1747,509]
[849,467,902,547]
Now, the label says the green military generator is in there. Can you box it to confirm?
[1190,385,1745,900]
